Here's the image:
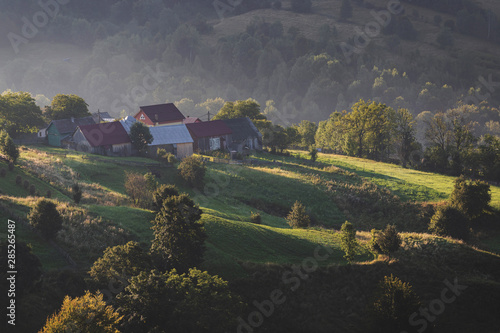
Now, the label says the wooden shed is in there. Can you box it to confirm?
[72,121,132,156]
[46,116,95,147]
[148,124,194,159]
[186,120,232,153]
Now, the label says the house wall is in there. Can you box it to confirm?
[177,143,193,159]
[195,134,231,152]
[135,110,183,127]
[47,125,62,147]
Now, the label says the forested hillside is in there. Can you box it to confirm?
[1,0,500,126]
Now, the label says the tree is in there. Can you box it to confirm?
[130,122,153,155]
[0,91,44,136]
[44,94,91,120]
[291,0,312,13]
[28,199,63,239]
[152,184,180,212]
[394,108,418,167]
[150,194,206,272]
[450,175,491,220]
[40,291,122,333]
[178,156,206,189]
[429,205,469,240]
[117,269,244,333]
[296,120,317,148]
[286,201,311,228]
[371,225,401,260]
[478,134,500,182]
[212,99,267,122]
[72,183,82,204]
[0,130,19,162]
[372,275,421,333]
[425,112,451,172]
[124,172,152,208]
[340,221,358,263]
[89,241,152,289]
[340,0,353,19]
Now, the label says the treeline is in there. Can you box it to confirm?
[1,0,500,125]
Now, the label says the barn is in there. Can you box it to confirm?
[46,116,95,147]
[186,120,232,153]
[149,125,194,159]
[222,117,262,153]
[72,121,132,156]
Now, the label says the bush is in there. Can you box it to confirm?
[436,27,453,48]
[286,201,311,228]
[291,0,311,13]
[152,184,180,212]
[429,205,469,240]
[0,130,19,162]
[23,180,30,190]
[124,172,152,208]
[340,221,358,263]
[0,168,6,177]
[157,148,177,164]
[8,162,14,171]
[28,199,63,239]
[372,274,421,333]
[370,225,401,260]
[72,183,82,204]
[178,156,206,189]
[250,211,262,224]
[450,175,491,220]
[15,175,22,185]
[29,184,36,196]
[309,146,318,162]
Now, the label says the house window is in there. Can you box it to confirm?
[209,137,220,150]
[140,114,145,120]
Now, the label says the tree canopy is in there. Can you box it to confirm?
[0,91,44,136]
[213,99,267,121]
[44,94,91,120]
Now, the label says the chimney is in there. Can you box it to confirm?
[155,114,159,121]
[71,117,75,123]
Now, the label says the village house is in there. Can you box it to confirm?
[183,116,202,124]
[134,103,185,126]
[149,125,194,159]
[186,120,232,153]
[92,111,114,123]
[222,117,262,153]
[46,116,95,147]
[72,121,132,156]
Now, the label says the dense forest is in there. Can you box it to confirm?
[1,0,500,126]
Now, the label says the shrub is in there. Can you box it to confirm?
[15,175,22,185]
[309,146,318,162]
[152,184,180,212]
[72,184,82,204]
[28,199,63,239]
[250,212,262,224]
[178,156,206,189]
[371,225,401,260]
[167,153,177,164]
[429,205,469,240]
[29,184,36,196]
[0,168,6,177]
[436,27,454,48]
[340,221,358,263]
[0,130,19,163]
[23,180,30,190]
[372,274,421,333]
[286,201,311,228]
[8,162,14,171]
[450,175,491,220]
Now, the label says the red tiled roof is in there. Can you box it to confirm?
[79,121,131,147]
[186,120,232,138]
[138,103,185,123]
[183,117,201,124]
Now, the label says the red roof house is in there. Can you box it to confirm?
[72,121,132,156]
[186,120,232,152]
[134,103,185,126]
[183,117,202,124]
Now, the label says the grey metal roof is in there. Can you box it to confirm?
[149,124,194,145]
[120,116,137,134]
[49,116,95,134]
[222,117,262,142]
